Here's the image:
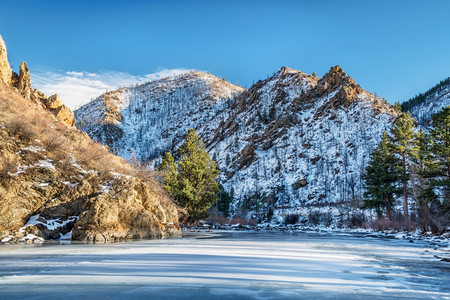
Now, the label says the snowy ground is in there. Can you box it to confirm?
[0,231,448,299]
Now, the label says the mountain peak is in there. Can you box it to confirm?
[321,65,351,84]
[276,66,300,76]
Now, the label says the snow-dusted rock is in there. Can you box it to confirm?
[75,66,398,221]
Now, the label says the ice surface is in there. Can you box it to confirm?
[0,231,448,299]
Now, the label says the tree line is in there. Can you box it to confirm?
[363,107,449,232]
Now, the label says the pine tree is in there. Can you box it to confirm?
[389,112,419,222]
[160,129,220,223]
[429,106,450,229]
[312,72,317,77]
[363,132,401,221]
[159,152,178,195]
[412,129,441,231]
[217,185,232,217]
[430,106,450,189]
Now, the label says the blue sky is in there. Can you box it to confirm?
[1,0,449,108]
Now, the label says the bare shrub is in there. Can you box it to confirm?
[348,211,367,228]
[284,214,300,225]
[42,136,66,152]
[0,157,19,187]
[229,217,256,226]
[6,119,36,142]
[207,214,229,225]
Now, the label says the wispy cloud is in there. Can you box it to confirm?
[31,68,191,110]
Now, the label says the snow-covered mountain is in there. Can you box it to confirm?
[402,77,450,123]
[75,66,398,222]
[76,71,244,161]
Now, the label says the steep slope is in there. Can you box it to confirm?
[0,37,180,244]
[402,77,450,123]
[75,71,244,161]
[209,66,397,221]
[76,66,398,224]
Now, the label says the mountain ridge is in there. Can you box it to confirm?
[75,64,398,224]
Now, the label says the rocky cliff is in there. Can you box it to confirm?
[0,35,75,127]
[0,35,12,85]
[76,66,398,224]
[0,36,180,244]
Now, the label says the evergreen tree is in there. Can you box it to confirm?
[429,106,450,229]
[362,132,401,221]
[159,152,178,195]
[312,72,317,77]
[430,106,450,189]
[412,129,441,231]
[217,185,233,217]
[389,112,419,222]
[160,129,220,223]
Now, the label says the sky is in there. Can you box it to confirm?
[0,0,449,109]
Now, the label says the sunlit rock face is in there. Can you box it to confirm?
[0,35,12,86]
[0,37,181,244]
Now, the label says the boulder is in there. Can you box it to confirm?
[72,178,181,242]
[0,35,12,86]
[45,94,64,109]
[42,94,76,126]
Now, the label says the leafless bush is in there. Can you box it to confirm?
[230,217,256,226]
[308,210,333,226]
[284,214,300,225]
[42,136,66,152]
[0,157,19,187]
[348,211,367,228]
[7,119,36,142]
[207,214,229,225]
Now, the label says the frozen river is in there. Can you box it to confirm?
[0,231,449,299]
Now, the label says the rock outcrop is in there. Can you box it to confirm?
[44,94,76,126]
[0,36,180,244]
[0,35,12,85]
[16,62,31,99]
[0,34,75,127]
[0,86,181,244]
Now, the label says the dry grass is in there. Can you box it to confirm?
[0,156,18,187]
[0,84,168,193]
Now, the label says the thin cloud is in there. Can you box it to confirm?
[31,68,191,110]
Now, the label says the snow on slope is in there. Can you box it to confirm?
[402,77,450,123]
[75,71,244,161]
[75,66,398,221]
[208,66,397,220]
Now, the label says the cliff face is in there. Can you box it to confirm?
[0,35,12,85]
[0,36,180,244]
[76,66,398,223]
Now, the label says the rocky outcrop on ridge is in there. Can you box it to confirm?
[0,34,75,127]
[0,36,180,244]
[0,35,12,85]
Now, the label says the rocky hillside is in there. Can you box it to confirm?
[76,65,398,224]
[0,35,180,244]
[76,71,244,161]
[402,77,450,123]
